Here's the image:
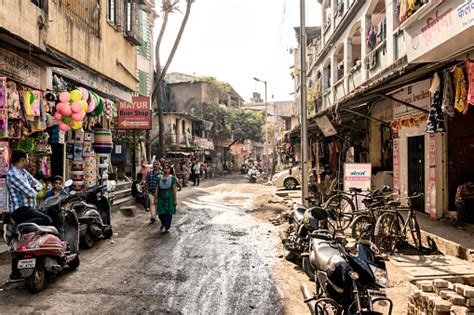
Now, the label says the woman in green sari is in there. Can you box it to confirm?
[155,164,177,232]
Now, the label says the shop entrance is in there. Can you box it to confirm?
[408,135,425,211]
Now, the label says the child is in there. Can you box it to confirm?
[45,175,68,199]
[132,173,146,208]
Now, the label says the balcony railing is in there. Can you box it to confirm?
[333,79,345,101]
[395,30,406,60]
[366,40,387,78]
[323,89,332,110]
[348,63,362,92]
[55,0,100,37]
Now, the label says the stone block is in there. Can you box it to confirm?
[440,289,456,300]
[450,305,474,315]
[418,280,434,292]
[447,292,467,306]
[434,279,450,289]
[432,312,449,315]
[413,289,422,298]
[463,276,474,286]
[455,283,467,295]
[433,298,451,312]
[461,286,474,298]
[466,298,474,307]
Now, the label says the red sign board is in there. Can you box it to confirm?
[118,97,151,129]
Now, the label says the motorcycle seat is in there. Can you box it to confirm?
[37,226,60,236]
[19,224,60,237]
[313,238,341,271]
[293,207,306,222]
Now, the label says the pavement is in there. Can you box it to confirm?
[0,176,310,314]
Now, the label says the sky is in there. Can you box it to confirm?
[154,0,321,103]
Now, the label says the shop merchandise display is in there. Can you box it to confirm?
[0,75,116,212]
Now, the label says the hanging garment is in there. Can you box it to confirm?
[399,0,409,22]
[441,70,455,117]
[6,82,21,119]
[465,60,474,110]
[426,72,446,133]
[454,66,468,113]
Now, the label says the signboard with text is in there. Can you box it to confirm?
[391,79,431,120]
[118,97,151,130]
[344,163,372,192]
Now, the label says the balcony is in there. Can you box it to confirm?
[348,63,362,92]
[367,41,387,78]
[333,78,345,102]
[323,89,332,110]
[395,30,406,60]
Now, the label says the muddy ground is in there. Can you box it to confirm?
[0,175,408,314]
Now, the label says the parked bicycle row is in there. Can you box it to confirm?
[280,185,430,314]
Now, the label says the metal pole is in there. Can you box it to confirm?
[299,0,309,206]
[264,81,269,173]
[132,129,137,178]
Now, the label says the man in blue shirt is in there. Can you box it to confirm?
[6,150,51,226]
[145,160,162,223]
[45,175,68,199]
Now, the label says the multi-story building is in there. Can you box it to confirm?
[293,0,474,219]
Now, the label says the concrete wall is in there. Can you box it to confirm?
[169,83,204,116]
[46,0,137,90]
[0,0,44,48]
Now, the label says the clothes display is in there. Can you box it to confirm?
[453,65,468,114]
[426,72,446,133]
[441,69,455,118]
[465,60,474,110]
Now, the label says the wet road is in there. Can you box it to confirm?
[0,176,306,314]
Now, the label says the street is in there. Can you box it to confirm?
[0,176,313,314]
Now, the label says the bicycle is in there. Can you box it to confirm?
[373,193,424,254]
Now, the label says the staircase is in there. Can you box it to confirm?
[112,181,134,207]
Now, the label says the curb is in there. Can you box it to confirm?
[420,229,474,262]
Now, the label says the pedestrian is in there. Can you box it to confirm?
[190,159,196,184]
[45,175,68,199]
[145,160,161,222]
[180,159,189,187]
[193,160,201,186]
[203,162,208,179]
[131,173,146,208]
[155,164,177,232]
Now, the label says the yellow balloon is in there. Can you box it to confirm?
[71,121,82,130]
[81,101,88,112]
[70,89,82,102]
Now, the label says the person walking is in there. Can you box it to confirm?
[180,159,189,187]
[145,160,161,222]
[155,164,177,232]
[193,160,201,186]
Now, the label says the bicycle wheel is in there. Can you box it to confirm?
[351,215,373,241]
[408,216,422,251]
[374,212,400,253]
[325,194,355,232]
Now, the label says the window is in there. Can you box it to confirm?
[139,10,148,56]
[31,0,44,8]
[139,71,148,96]
[125,0,132,33]
[107,0,117,24]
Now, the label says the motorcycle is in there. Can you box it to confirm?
[72,184,113,249]
[301,207,392,315]
[5,180,81,293]
[279,202,321,280]
[240,164,248,175]
[247,168,260,183]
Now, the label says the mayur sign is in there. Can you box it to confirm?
[118,97,151,130]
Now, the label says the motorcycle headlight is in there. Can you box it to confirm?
[369,264,388,288]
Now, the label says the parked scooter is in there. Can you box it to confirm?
[301,207,392,315]
[5,180,81,293]
[247,167,260,183]
[280,203,321,280]
[72,184,113,249]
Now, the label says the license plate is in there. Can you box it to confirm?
[18,258,36,269]
[367,289,387,298]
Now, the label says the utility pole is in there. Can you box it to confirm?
[299,0,309,206]
[253,77,269,174]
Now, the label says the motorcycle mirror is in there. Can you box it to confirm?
[65,179,73,188]
[310,207,328,221]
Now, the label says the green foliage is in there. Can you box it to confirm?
[192,76,231,94]
[202,104,264,145]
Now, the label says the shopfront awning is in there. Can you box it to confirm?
[0,28,69,68]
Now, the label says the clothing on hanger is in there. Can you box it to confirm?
[453,65,468,113]
[426,72,446,133]
[465,60,474,110]
[441,69,455,117]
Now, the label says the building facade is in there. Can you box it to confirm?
[292,0,474,219]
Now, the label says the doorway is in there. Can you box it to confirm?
[408,136,425,211]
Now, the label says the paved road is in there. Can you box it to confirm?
[0,176,299,314]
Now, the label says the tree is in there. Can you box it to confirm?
[152,0,194,158]
[226,109,264,149]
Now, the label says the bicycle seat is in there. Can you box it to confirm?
[388,200,401,207]
[349,187,362,193]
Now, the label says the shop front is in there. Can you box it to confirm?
[402,0,474,220]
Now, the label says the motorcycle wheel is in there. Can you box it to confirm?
[284,249,298,261]
[27,261,47,293]
[302,256,315,281]
[68,255,80,271]
[103,226,113,239]
[81,230,96,249]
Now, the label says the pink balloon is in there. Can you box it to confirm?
[87,98,96,113]
[56,102,66,112]
[59,122,70,132]
[79,87,89,102]
[59,92,70,103]
[71,111,86,121]
[71,101,82,113]
[54,112,62,121]
[61,104,72,116]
